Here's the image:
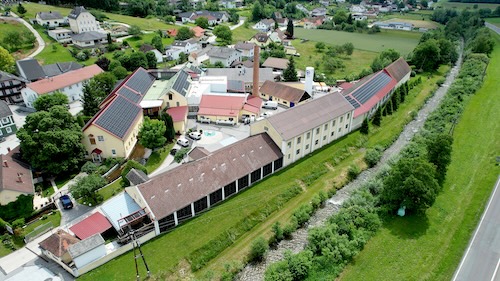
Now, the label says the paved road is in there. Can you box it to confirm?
[452,176,500,281]
[0,12,45,58]
[486,22,500,35]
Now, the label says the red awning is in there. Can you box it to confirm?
[69,212,112,240]
[92,148,102,154]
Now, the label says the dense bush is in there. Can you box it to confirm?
[81,161,97,174]
[292,204,314,227]
[347,164,361,181]
[364,146,383,168]
[249,237,269,263]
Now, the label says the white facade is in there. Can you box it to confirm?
[35,13,66,28]
[253,21,274,32]
[72,245,106,269]
[21,82,85,108]
[48,29,72,42]
[209,52,241,67]
[69,10,102,34]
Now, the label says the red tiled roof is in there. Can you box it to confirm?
[166,106,188,122]
[339,82,353,90]
[384,57,411,83]
[243,96,262,114]
[0,146,34,195]
[39,230,80,258]
[27,64,103,94]
[69,212,112,240]
[191,26,205,37]
[198,95,246,117]
[167,29,178,36]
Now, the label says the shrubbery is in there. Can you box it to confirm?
[248,237,269,262]
[364,146,384,168]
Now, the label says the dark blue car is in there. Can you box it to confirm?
[59,195,74,209]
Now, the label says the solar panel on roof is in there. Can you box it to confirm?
[352,72,392,104]
[124,69,155,95]
[172,71,190,96]
[95,96,141,138]
[345,95,361,108]
[118,87,141,103]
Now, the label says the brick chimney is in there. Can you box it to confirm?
[252,45,260,96]
[3,160,7,168]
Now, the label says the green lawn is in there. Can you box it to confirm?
[339,33,500,281]
[434,0,500,10]
[22,211,61,236]
[124,33,174,51]
[232,25,258,43]
[78,68,447,280]
[144,142,175,174]
[486,17,500,28]
[293,39,379,79]
[0,18,36,59]
[98,179,124,202]
[295,28,422,55]
[22,3,176,31]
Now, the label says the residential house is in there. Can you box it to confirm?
[39,230,80,265]
[196,94,261,125]
[0,101,17,137]
[250,92,354,166]
[0,146,34,205]
[234,42,255,59]
[68,6,103,34]
[82,68,155,160]
[259,81,311,108]
[166,38,200,60]
[166,106,188,134]
[342,58,411,129]
[191,26,205,38]
[16,58,83,82]
[275,18,289,28]
[189,45,213,66]
[350,5,367,13]
[139,44,164,63]
[319,0,331,6]
[269,28,286,44]
[35,11,66,28]
[21,64,104,108]
[0,71,27,104]
[204,68,276,92]
[71,31,107,48]
[47,28,72,43]
[125,133,283,235]
[373,21,413,31]
[249,33,272,47]
[220,0,243,8]
[311,7,327,17]
[253,19,275,32]
[302,16,326,29]
[352,13,368,21]
[69,212,113,240]
[68,234,106,269]
[262,57,289,73]
[207,46,241,67]
[179,10,229,25]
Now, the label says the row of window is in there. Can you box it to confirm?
[0,126,13,136]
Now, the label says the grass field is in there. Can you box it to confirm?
[294,28,422,55]
[78,66,448,280]
[293,39,378,79]
[486,17,500,27]
[382,18,440,29]
[232,25,258,43]
[22,3,176,31]
[0,19,36,59]
[434,0,500,10]
[123,33,174,51]
[339,33,500,281]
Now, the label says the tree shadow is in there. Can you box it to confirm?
[383,212,430,239]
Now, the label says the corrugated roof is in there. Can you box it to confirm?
[71,31,107,42]
[264,92,355,140]
[101,192,142,231]
[198,94,245,116]
[259,81,310,103]
[135,133,283,220]
[69,212,112,240]
[68,233,105,259]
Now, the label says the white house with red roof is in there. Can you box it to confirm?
[197,94,261,125]
[20,64,104,108]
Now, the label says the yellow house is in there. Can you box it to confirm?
[250,92,354,167]
[0,147,34,205]
[259,80,311,108]
[197,94,261,125]
[82,68,155,160]
[166,106,188,134]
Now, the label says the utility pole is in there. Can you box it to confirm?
[130,228,150,280]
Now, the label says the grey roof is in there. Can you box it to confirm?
[344,71,393,106]
[36,11,64,20]
[179,10,228,20]
[126,168,149,186]
[124,68,155,95]
[172,70,191,96]
[68,233,105,259]
[71,31,106,42]
[264,92,355,140]
[16,59,45,81]
[234,42,255,50]
[172,41,188,47]
[0,71,26,83]
[0,100,12,118]
[227,80,245,93]
[68,6,87,20]
[42,62,82,77]
[205,68,276,84]
[207,47,240,59]
[101,192,142,231]
[187,64,203,75]
[94,95,142,139]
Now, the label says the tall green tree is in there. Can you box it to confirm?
[213,25,232,46]
[381,157,440,213]
[151,35,163,51]
[145,51,157,69]
[360,118,369,134]
[16,3,27,16]
[176,27,194,40]
[33,92,68,112]
[283,56,298,82]
[17,106,86,175]
[426,134,453,185]
[412,39,441,71]
[286,18,294,39]
[3,31,23,52]
[195,17,209,29]
[139,117,166,149]
[160,112,175,141]
[252,2,264,21]
[82,72,117,116]
[70,174,106,205]
[372,106,382,126]
[0,46,15,73]
[128,25,142,38]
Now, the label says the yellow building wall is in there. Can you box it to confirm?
[240,109,259,119]
[250,119,284,150]
[82,114,143,159]
[259,92,307,108]
[173,119,186,134]
[0,190,26,205]
[161,90,188,110]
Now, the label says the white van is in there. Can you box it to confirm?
[262,101,278,110]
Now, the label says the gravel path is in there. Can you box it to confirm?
[237,42,464,281]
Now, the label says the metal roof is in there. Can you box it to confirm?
[69,212,112,240]
[172,70,191,96]
[16,58,45,81]
[124,68,155,95]
[351,72,392,104]
[101,192,142,231]
[68,6,87,20]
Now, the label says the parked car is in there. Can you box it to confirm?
[177,138,189,147]
[262,101,278,110]
[59,195,73,209]
[260,112,273,118]
[189,131,202,140]
[170,148,178,156]
[199,117,211,124]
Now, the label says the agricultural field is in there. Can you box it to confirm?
[294,28,422,55]
[292,39,378,79]
[486,17,500,27]
[0,18,36,59]
[22,3,177,31]
[381,18,440,29]
[232,25,259,43]
[339,33,500,281]
[434,0,500,10]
